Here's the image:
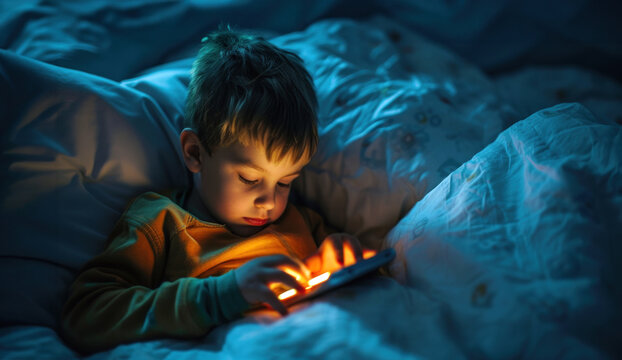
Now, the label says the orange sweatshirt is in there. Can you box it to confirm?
[60,191,327,354]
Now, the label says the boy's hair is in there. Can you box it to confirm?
[185,26,318,162]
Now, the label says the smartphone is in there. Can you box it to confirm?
[276,247,396,307]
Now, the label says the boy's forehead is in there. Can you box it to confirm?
[220,141,309,173]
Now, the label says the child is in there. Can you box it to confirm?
[60,27,367,354]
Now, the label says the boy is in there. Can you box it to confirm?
[60,27,366,353]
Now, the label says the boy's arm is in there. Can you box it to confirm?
[60,215,249,354]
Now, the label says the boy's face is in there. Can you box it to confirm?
[184,132,309,236]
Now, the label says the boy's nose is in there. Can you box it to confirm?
[255,187,276,210]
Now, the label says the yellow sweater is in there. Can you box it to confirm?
[60,191,326,354]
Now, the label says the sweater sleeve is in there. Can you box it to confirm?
[60,212,249,354]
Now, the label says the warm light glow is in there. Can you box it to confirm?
[362,249,377,259]
[275,250,379,303]
[276,272,331,301]
[278,288,298,300]
[281,267,302,281]
[343,245,356,267]
[307,272,330,288]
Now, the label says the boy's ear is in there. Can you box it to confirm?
[180,129,204,173]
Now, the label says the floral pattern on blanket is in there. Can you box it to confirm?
[277,17,516,248]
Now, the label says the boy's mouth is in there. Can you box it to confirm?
[243,217,269,226]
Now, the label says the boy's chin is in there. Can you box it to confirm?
[228,223,269,237]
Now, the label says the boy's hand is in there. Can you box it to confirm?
[305,233,366,275]
[234,255,310,316]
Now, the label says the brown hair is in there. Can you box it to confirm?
[185,25,318,162]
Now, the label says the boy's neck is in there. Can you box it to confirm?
[186,175,217,223]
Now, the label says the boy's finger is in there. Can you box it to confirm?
[266,269,305,292]
[362,248,377,259]
[259,287,288,316]
[279,258,311,281]
[291,257,312,280]
[351,239,364,260]
[343,244,356,267]
[263,256,311,283]
[261,255,309,276]
[334,237,344,266]
[323,235,342,266]
[269,300,289,316]
[304,253,321,274]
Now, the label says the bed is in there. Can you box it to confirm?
[1,1,621,359]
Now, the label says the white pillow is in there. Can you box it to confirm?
[0,50,189,327]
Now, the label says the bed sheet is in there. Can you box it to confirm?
[1,277,449,360]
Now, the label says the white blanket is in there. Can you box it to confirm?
[1,2,621,359]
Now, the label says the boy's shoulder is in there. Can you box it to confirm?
[121,190,188,224]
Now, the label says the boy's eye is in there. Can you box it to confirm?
[277,182,291,189]
[239,175,258,185]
